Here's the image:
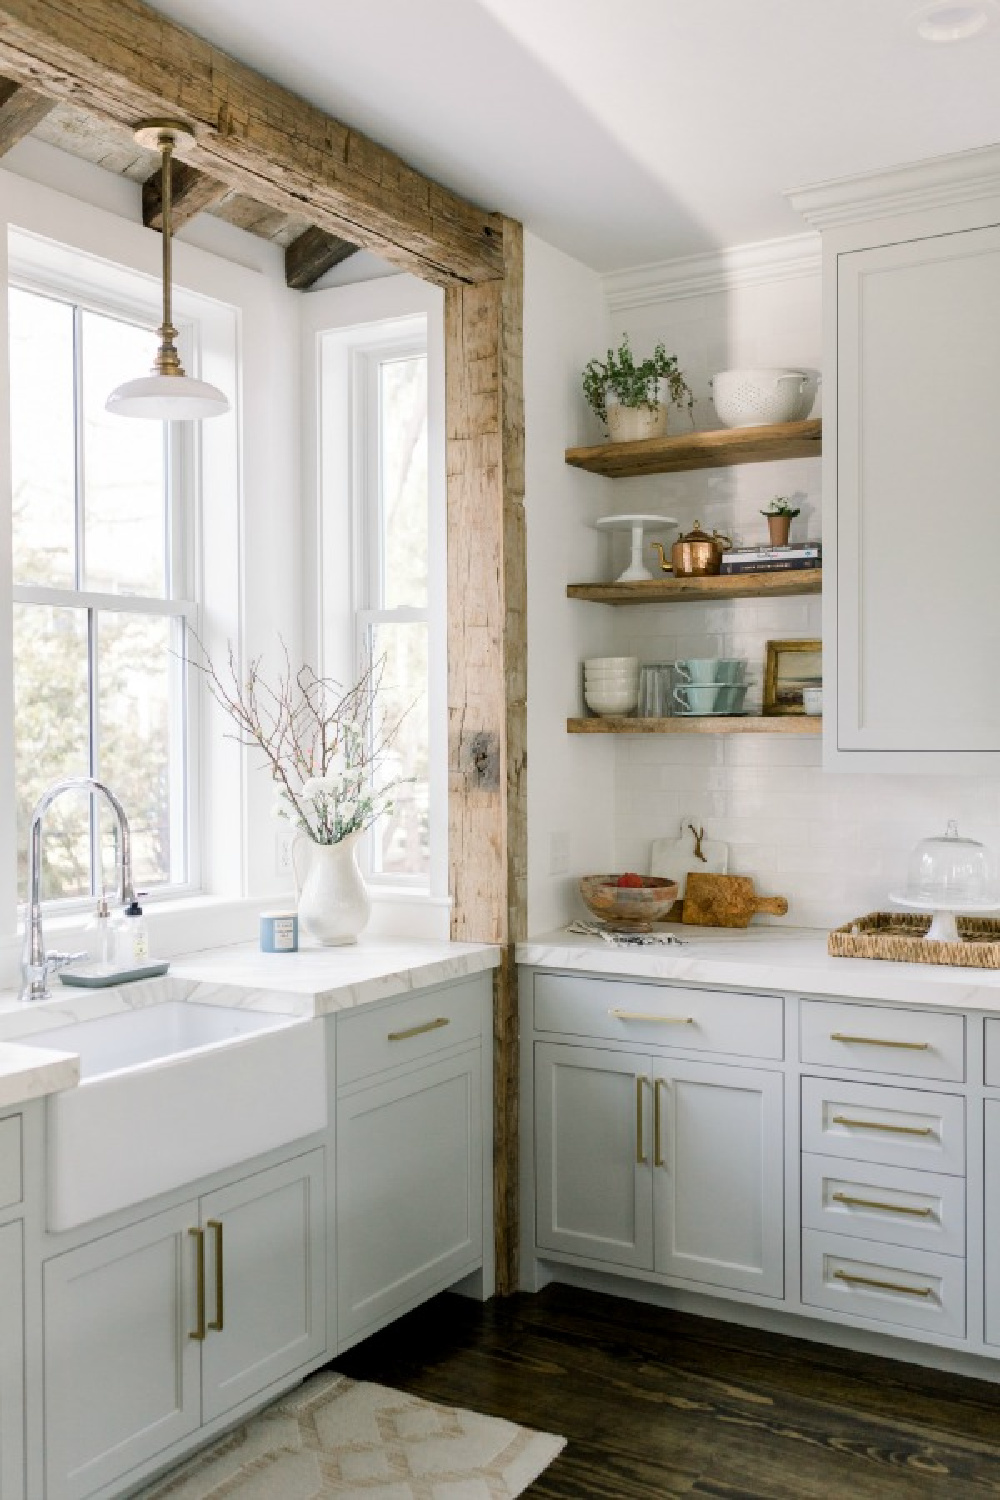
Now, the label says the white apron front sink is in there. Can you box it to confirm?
[21,1002,327,1230]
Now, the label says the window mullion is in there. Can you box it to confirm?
[73,305,86,592]
[87,606,99,898]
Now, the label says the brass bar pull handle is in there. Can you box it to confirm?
[832,1191,934,1219]
[636,1076,648,1165]
[654,1079,666,1167]
[189,1228,206,1341]
[207,1219,224,1332]
[830,1032,930,1051]
[831,1114,933,1137]
[833,1269,934,1298]
[388,1017,449,1042]
[610,1009,694,1024]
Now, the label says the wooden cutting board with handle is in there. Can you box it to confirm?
[682,871,789,928]
[650,819,729,920]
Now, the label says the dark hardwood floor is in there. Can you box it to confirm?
[331,1283,1000,1498]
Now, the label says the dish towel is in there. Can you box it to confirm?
[566,920,686,947]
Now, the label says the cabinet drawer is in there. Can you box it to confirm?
[337,979,483,1087]
[801,1076,965,1176]
[983,1019,1000,1087]
[802,1153,965,1257]
[534,974,783,1059]
[0,1116,22,1212]
[801,1229,966,1339]
[800,1000,964,1082]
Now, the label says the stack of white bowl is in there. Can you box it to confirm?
[584,656,639,716]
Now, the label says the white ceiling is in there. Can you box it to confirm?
[148,0,1000,271]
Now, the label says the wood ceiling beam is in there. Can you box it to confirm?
[0,0,503,286]
[0,73,53,154]
[142,159,229,232]
[285,226,358,291]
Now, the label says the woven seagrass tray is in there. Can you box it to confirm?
[829,911,1000,969]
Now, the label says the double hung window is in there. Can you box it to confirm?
[9,284,194,904]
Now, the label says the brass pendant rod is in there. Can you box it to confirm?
[155,128,183,378]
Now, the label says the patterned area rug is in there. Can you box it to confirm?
[140,1370,565,1499]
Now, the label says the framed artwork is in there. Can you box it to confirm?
[763,639,822,716]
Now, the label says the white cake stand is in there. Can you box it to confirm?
[594,514,679,583]
[888,892,1000,943]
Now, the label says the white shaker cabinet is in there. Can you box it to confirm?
[42,1149,326,1500]
[0,1221,24,1500]
[791,148,1000,771]
[533,1039,784,1297]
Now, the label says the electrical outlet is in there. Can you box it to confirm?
[275,827,295,877]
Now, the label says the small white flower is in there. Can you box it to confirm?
[301,777,324,800]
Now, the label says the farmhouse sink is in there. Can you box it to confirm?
[21,1001,327,1230]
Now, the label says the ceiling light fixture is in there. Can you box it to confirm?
[107,119,229,420]
[912,0,997,41]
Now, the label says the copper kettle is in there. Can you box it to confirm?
[650,521,732,578]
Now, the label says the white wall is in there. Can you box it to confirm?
[598,249,1000,930]
[523,232,616,934]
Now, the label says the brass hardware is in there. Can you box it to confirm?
[832,1191,934,1219]
[830,1032,930,1050]
[636,1076,648,1165]
[833,1269,934,1298]
[133,120,196,380]
[208,1219,224,1332]
[831,1114,933,1137]
[388,1016,450,1042]
[609,1009,694,1024]
[654,1079,666,1167]
[189,1227,206,1341]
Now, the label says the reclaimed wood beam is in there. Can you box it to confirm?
[0,73,52,153]
[142,158,228,231]
[0,0,503,286]
[445,218,525,1294]
[285,226,358,291]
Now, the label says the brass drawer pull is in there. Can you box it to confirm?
[831,1114,933,1137]
[834,1269,933,1298]
[189,1227,206,1341]
[832,1191,934,1219]
[654,1079,666,1167]
[830,1032,929,1050]
[208,1219,224,1332]
[388,1016,450,1042]
[610,1009,694,1024]
[636,1076,648,1165]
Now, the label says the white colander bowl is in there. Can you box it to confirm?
[710,368,810,428]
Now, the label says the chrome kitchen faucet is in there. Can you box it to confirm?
[20,777,137,1002]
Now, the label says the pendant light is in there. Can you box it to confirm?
[106,119,229,420]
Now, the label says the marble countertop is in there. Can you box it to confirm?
[517,924,1000,1013]
[0,936,500,1109]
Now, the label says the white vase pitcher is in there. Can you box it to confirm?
[291,829,371,945]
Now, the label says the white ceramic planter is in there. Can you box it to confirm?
[606,377,669,442]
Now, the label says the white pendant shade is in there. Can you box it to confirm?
[105,372,229,420]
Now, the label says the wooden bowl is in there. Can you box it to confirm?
[579,874,679,931]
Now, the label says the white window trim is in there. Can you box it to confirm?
[299,275,449,931]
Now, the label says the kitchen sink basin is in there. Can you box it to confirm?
[21,1001,327,1231]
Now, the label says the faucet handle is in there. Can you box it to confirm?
[44,950,87,975]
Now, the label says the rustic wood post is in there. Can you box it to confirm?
[445,218,525,1295]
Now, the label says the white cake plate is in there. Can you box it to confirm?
[889,892,1000,943]
[593,514,679,583]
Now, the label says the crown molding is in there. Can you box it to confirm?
[603,233,821,310]
[787,143,1000,229]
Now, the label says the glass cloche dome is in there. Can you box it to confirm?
[891,822,999,942]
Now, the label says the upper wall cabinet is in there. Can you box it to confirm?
[792,146,1000,772]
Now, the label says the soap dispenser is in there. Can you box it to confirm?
[118,897,150,967]
[84,893,113,969]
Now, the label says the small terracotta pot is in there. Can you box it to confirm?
[766,513,792,546]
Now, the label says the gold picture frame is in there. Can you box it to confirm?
[763,639,822,716]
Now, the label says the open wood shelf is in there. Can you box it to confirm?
[568,568,822,605]
[568,715,822,736]
[565,418,822,478]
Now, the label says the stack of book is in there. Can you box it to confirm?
[720,542,821,575]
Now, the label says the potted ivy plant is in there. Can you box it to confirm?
[761,496,800,547]
[582,333,694,443]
